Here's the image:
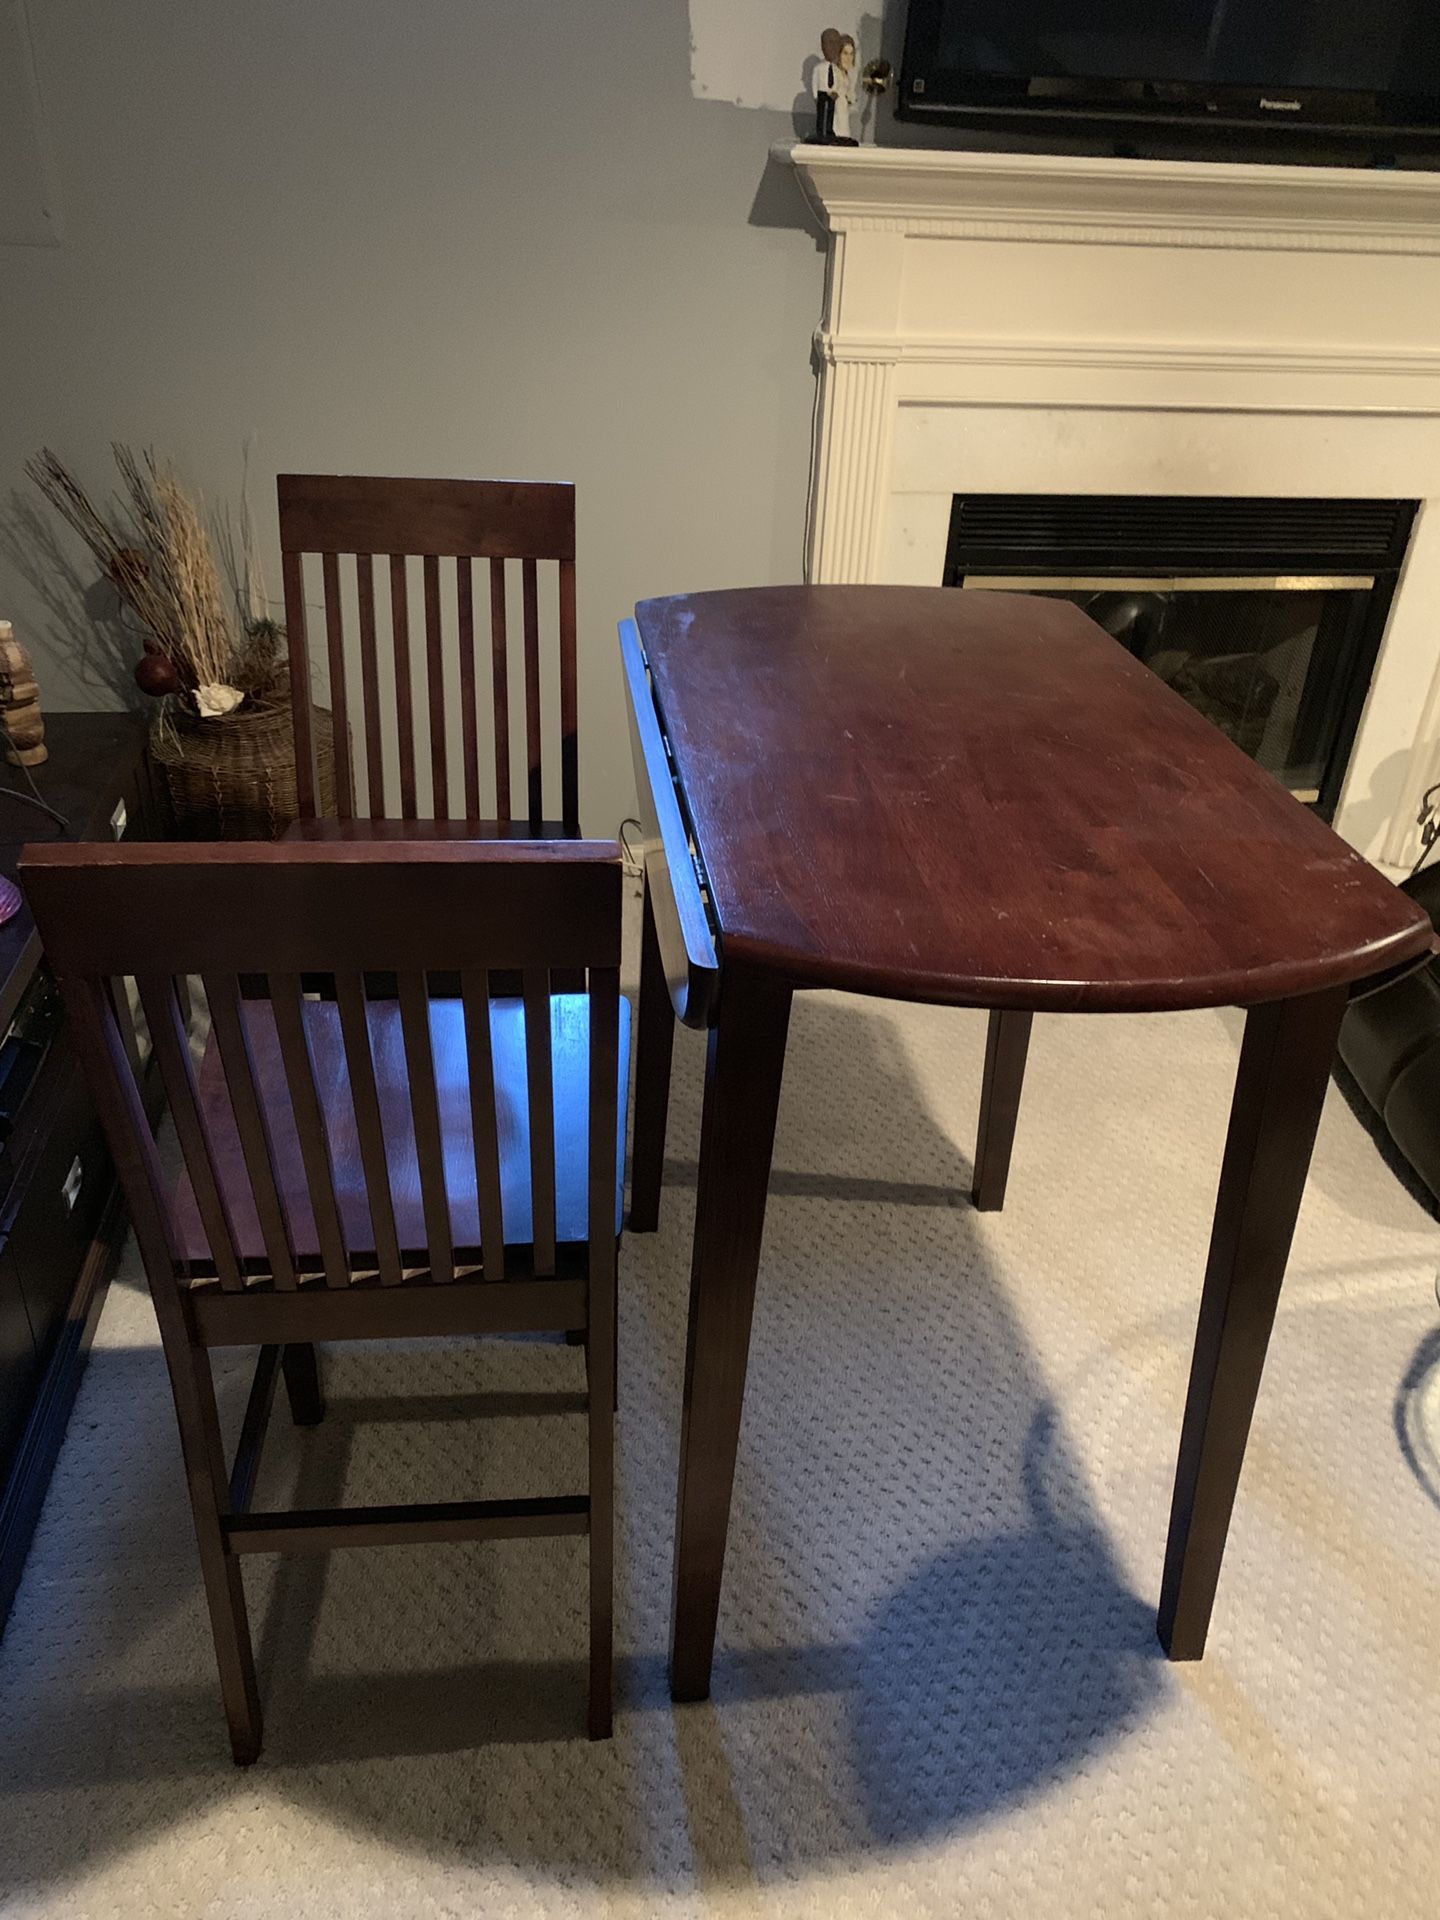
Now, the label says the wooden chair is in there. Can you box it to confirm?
[21,838,624,1762]
[278,474,579,832]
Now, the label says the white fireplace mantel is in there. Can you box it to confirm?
[780,141,1440,868]
[784,142,1440,251]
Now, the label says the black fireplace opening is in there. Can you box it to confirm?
[945,494,1417,821]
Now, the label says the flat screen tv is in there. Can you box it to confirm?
[897,0,1440,146]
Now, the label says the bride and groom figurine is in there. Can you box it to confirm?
[808,29,859,145]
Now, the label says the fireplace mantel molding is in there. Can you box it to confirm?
[783,142,1440,252]
[780,142,1440,867]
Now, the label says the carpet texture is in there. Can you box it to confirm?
[1,979,1438,1917]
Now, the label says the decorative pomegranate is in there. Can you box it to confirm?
[134,651,180,697]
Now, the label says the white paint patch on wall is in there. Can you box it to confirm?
[688,0,818,111]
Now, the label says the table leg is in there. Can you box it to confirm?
[1158,984,1348,1659]
[671,967,792,1701]
[629,872,675,1233]
[972,1010,1032,1212]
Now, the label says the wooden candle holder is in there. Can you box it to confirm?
[0,621,47,768]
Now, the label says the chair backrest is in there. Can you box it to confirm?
[22,841,621,1294]
[277,475,578,831]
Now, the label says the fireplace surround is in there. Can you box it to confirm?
[782,142,1440,871]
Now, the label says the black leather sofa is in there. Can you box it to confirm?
[1338,862,1440,1210]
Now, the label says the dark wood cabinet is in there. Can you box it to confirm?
[0,1249,37,1471]
[0,713,153,1630]
[9,1041,114,1359]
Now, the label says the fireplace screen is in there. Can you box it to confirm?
[946,496,1416,821]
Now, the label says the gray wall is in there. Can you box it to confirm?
[1,1,824,831]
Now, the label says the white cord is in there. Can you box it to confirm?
[802,338,824,583]
[617,816,645,879]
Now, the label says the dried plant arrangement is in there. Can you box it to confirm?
[26,444,331,836]
[26,445,279,717]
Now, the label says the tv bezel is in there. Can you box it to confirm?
[897,0,1440,142]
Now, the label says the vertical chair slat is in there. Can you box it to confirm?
[423,552,448,817]
[586,967,621,1260]
[558,557,579,833]
[269,974,350,1290]
[490,556,511,822]
[397,971,455,1281]
[390,554,418,816]
[203,974,299,1291]
[136,974,245,1293]
[456,557,480,820]
[334,973,405,1287]
[522,557,543,826]
[281,548,318,819]
[66,976,186,1297]
[355,553,386,818]
[585,965,619,1737]
[522,969,556,1275]
[460,970,506,1279]
[321,551,353,819]
[106,975,147,1086]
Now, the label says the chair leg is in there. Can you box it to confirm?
[163,1337,263,1764]
[577,1279,621,1415]
[281,1342,326,1426]
[587,1254,616,1739]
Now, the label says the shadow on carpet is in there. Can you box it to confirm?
[0,993,1172,1892]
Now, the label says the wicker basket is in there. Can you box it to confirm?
[150,697,335,840]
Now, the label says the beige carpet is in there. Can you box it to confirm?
[1,983,1438,1917]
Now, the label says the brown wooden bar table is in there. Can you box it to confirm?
[620,585,1433,1704]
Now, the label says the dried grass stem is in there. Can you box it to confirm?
[26,444,250,696]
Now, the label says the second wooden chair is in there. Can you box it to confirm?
[278,473,579,833]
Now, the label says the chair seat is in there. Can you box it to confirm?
[283,817,577,843]
[176,994,630,1275]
